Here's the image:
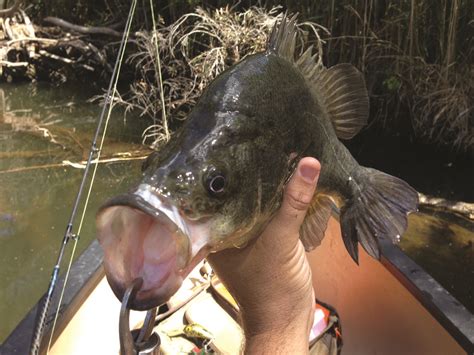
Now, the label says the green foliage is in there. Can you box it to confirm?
[383,76,401,92]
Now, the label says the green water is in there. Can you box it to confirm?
[400,209,474,313]
[0,83,149,343]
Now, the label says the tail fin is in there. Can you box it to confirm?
[340,168,419,264]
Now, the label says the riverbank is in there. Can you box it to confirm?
[2,2,472,153]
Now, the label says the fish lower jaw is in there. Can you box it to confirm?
[140,257,175,291]
[108,274,184,311]
[106,247,209,311]
[96,191,214,310]
[140,248,206,293]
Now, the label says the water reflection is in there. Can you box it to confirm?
[400,209,474,313]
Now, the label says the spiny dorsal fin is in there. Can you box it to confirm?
[300,194,335,251]
[266,13,297,63]
[268,15,369,140]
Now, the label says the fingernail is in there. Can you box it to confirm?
[299,164,319,183]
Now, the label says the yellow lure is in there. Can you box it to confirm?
[167,323,214,340]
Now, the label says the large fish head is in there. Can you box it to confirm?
[96,108,284,310]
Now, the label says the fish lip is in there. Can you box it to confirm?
[96,187,199,310]
[98,191,172,225]
[97,191,191,265]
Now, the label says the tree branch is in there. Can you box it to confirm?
[0,0,21,18]
[43,16,123,37]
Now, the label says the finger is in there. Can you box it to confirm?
[273,157,320,235]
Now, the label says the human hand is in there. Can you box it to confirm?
[207,157,321,354]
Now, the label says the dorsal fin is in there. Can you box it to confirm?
[267,15,369,140]
[309,64,369,139]
[266,13,297,63]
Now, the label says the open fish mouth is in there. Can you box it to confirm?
[96,184,210,310]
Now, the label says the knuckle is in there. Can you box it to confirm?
[286,190,312,212]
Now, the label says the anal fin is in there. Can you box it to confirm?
[300,194,335,251]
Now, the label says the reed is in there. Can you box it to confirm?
[142,1,471,151]
[123,6,324,147]
[58,0,470,151]
[317,0,472,151]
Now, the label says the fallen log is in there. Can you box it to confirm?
[37,49,95,71]
[7,37,58,45]
[0,59,27,67]
[418,193,474,220]
[0,10,126,82]
[0,155,148,174]
[0,0,21,18]
[1,11,113,81]
[44,16,123,37]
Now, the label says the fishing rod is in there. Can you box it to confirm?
[29,1,137,353]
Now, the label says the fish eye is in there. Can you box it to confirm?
[206,172,226,196]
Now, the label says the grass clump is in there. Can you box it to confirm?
[121,5,325,148]
[120,1,472,152]
[312,0,473,152]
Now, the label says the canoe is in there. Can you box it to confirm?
[1,217,473,354]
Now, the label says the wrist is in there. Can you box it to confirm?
[238,277,314,331]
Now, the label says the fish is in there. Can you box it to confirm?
[96,15,418,310]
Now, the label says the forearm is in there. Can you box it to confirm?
[243,322,310,354]
[209,242,314,354]
[240,290,313,354]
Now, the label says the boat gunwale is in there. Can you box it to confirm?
[0,240,104,355]
[379,238,474,353]
[1,220,473,354]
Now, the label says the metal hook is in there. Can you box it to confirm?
[119,278,160,355]
[119,278,143,355]
[136,307,158,344]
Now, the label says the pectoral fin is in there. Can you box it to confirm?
[300,194,335,251]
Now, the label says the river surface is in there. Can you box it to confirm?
[0,82,150,343]
[0,83,472,344]
[401,209,473,312]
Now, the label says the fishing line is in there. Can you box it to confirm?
[149,0,169,141]
[29,1,137,354]
[46,2,138,352]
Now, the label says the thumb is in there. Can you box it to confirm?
[274,157,320,234]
